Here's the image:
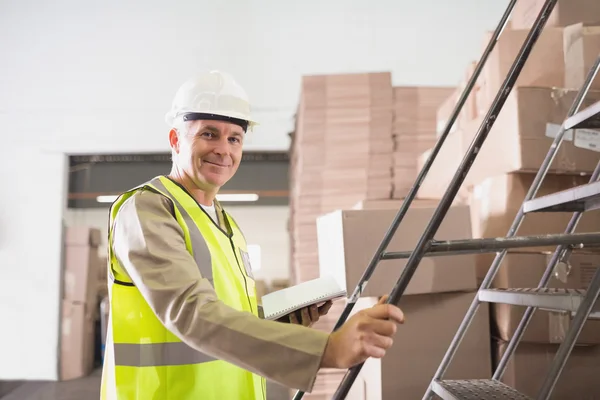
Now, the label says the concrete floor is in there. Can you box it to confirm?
[0,369,290,400]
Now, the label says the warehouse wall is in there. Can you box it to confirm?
[0,0,509,380]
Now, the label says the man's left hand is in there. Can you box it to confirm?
[278,301,333,327]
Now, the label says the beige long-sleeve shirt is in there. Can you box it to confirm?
[111,189,330,392]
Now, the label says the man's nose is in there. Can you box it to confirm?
[213,137,230,155]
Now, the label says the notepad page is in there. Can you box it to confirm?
[261,275,346,320]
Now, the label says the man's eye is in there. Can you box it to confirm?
[201,132,215,138]
[229,137,240,143]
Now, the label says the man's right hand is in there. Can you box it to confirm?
[320,295,405,369]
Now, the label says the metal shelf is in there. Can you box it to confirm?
[479,288,600,318]
[564,100,600,130]
[523,181,600,213]
[432,379,532,400]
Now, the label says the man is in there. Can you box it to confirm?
[100,70,405,400]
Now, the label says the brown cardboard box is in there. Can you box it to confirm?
[464,87,600,186]
[392,86,454,199]
[97,255,108,299]
[479,251,600,344]
[65,226,102,247]
[510,0,600,30]
[60,301,95,380]
[477,28,565,114]
[494,340,600,398]
[316,206,477,297]
[352,199,444,210]
[436,61,481,135]
[290,72,395,285]
[354,293,491,400]
[64,244,101,305]
[98,255,107,281]
[564,22,600,91]
[470,173,600,252]
[436,88,462,136]
[304,363,379,400]
[415,130,472,202]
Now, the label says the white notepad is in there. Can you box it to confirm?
[261,275,347,321]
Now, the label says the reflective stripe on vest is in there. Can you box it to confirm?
[151,178,214,285]
[114,342,216,367]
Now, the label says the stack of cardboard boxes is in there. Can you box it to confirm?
[60,226,102,380]
[289,72,395,285]
[288,71,396,398]
[391,87,455,199]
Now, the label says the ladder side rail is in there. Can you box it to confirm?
[332,0,559,398]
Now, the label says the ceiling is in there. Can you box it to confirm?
[68,151,290,208]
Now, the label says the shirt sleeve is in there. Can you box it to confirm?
[111,188,330,392]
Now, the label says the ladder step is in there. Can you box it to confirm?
[523,181,600,213]
[564,99,600,130]
[479,288,600,318]
[432,379,531,400]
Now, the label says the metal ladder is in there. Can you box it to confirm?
[423,46,600,400]
[289,0,600,398]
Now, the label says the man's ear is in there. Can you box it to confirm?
[168,128,180,153]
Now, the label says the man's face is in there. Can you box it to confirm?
[170,119,244,191]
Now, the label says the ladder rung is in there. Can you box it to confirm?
[432,379,532,400]
[479,288,600,318]
[564,99,600,130]
[523,181,600,213]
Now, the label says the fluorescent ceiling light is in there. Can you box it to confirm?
[216,193,259,202]
[96,193,259,203]
[96,195,118,203]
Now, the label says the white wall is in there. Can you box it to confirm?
[0,0,509,380]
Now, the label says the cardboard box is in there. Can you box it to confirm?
[64,244,101,305]
[477,28,565,115]
[354,292,491,400]
[60,301,95,380]
[305,364,379,400]
[479,252,600,344]
[436,89,462,136]
[65,226,102,247]
[97,255,108,299]
[564,22,600,91]
[510,0,600,30]
[392,86,455,199]
[415,130,472,202]
[464,87,600,186]
[316,206,477,297]
[290,72,395,285]
[494,340,600,398]
[470,173,600,252]
[352,199,441,210]
[436,61,481,136]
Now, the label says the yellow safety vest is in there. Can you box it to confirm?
[100,175,266,400]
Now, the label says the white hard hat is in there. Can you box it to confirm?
[165,70,258,130]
